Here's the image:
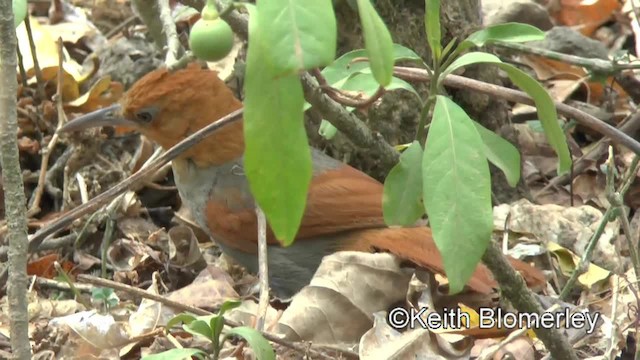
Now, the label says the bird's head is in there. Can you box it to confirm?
[60,64,245,166]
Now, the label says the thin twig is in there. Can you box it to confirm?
[255,206,269,332]
[27,109,244,252]
[310,69,386,108]
[538,111,640,194]
[22,16,46,101]
[157,0,181,67]
[559,149,640,299]
[105,15,137,39]
[604,275,621,359]
[393,67,640,155]
[27,38,67,216]
[494,41,640,75]
[15,44,27,88]
[76,274,346,360]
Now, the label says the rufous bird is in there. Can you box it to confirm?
[59,65,545,299]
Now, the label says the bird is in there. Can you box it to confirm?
[59,64,546,299]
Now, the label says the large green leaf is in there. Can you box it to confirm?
[383,141,424,226]
[458,22,545,52]
[257,0,336,74]
[424,0,442,59]
[13,0,27,27]
[244,4,312,244]
[225,327,275,360]
[472,121,521,187]
[422,96,493,294]
[141,348,206,360]
[442,52,571,175]
[356,0,394,86]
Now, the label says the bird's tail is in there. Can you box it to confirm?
[340,226,545,294]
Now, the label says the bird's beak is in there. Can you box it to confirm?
[58,104,137,133]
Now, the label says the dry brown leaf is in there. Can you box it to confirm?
[493,199,619,271]
[106,238,154,272]
[278,252,412,344]
[519,55,628,104]
[551,0,621,36]
[572,172,607,207]
[359,312,470,360]
[167,265,239,311]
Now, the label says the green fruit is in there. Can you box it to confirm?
[13,0,27,28]
[189,18,234,62]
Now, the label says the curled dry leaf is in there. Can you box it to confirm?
[128,276,178,337]
[168,225,206,271]
[173,205,211,244]
[359,312,470,360]
[106,238,154,272]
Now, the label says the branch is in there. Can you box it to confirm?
[482,245,578,360]
[0,2,31,357]
[393,67,640,156]
[213,0,401,170]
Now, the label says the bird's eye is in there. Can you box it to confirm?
[135,110,154,123]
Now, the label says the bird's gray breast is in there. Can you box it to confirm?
[171,157,255,234]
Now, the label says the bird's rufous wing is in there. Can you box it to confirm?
[203,159,388,252]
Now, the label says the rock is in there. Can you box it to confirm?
[483,0,553,30]
[529,26,609,59]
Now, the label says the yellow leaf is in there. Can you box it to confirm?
[65,76,124,113]
[547,241,610,288]
[16,17,85,101]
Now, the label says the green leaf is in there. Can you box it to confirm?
[424,0,441,59]
[383,141,424,226]
[244,9,312,244]
[319,120,338,139]
[442,52,571,175]
[322,44,422,86]
[91,288,119,307]
[498,64,571,175]
[184,319,214,340]
[257,0,336,75]
[422,96,493,294]
[527,120,544,132]
[13,0,27,28]
[342,72,420,99]
[472,121,521,187]
[356,0,394,86]
[141,348,206,360]
[205,315,223,343]
[218,299,241,316]
[166,313,197,331]
[207,300,239,341]
[225,327,275,360]
[441,51,500,77]
[459,22,545,52]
